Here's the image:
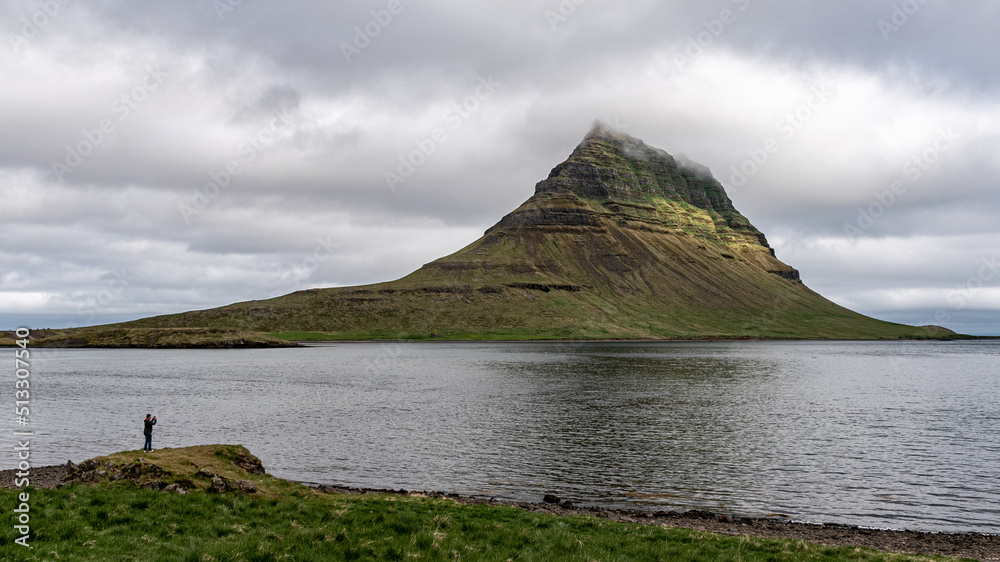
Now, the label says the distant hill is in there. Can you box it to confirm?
[20,123,958,347]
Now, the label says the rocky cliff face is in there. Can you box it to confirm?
[489,122,772,249]
[473,123,797,290]
[538,124,744,214]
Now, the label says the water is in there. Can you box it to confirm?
[8,340,1000,533]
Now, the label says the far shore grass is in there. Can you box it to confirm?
[0,446,964,561]
[267,331,992,343]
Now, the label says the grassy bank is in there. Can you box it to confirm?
[1,485,957,561]
[0,327,298,348]
[0,446,960,561]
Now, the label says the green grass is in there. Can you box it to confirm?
[0,484,957,562]
[5,327,297,348]
[268,328,628,342]
[270,331,355,341]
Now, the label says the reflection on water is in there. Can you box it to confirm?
[11,341,1000,533]
[477,352,777,511]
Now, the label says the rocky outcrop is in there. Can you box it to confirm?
[51,445,266,494]
[485,206,600,233]
[530,123,770,247]
[196,468,258,493]
[64,457,167,489]
[769,269,801,281]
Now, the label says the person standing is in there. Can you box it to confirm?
[143,414,157,452]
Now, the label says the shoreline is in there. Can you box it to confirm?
[4,329,998,349]
[7,336,996,349]
[308,482,1000,559]
[291,336,1000,344]
[3,462,999,559]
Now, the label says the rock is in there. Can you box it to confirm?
[196,468,217,479]
[718,515,735,523]
[65,460,79,477]
[163,483,188,494]
[559,500,575,509]
[543,494,561,504]
[234,452,265,475]
[144,479,166,490]
[211,476,227,493]
[684,509,713,519]
[769,269,801,281]
[237,480,257,493]
[118,460,163,480]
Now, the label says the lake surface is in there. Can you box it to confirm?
[9,341,1000,533]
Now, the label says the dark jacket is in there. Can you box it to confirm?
[143,418,156,435]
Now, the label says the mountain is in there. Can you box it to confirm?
[23,123,956,346]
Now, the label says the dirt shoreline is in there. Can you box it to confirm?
[310,484,999,560]
[4,464,997,559]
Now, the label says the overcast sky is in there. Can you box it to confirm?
[2,0,998,335]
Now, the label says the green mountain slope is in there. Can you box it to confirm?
[25,123,956,346]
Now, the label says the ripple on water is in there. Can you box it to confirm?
[17,341,1000,534]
